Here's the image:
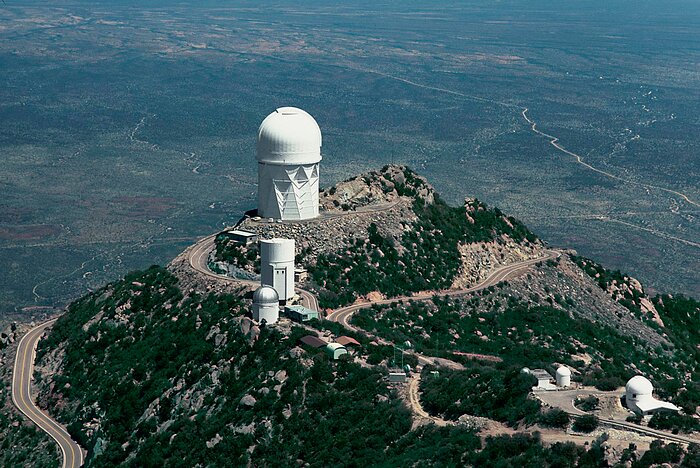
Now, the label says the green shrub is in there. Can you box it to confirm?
[572,414,599,433]
[594,376,624,391]
[419,364,541,426]
[632,440,683,468]
[539,409,570,428]
[574,395,599,412]
[648,411,700,434]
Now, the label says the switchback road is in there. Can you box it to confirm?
[325,250,561,370]
[12,319,84,468]
[326,250,560,329]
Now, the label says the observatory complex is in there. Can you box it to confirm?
[256,107,322,221]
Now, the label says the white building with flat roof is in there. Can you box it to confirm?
[524,368,556,391]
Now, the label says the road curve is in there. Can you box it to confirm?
[185,233,319,310]
[323,251,560,370]
[326,250,560,329]
[12,319,84,468]
[408,374,450,427]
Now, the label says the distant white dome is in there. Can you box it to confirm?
[257,107,322,165]
[253,286,279,305]
[555,366,572,387]
[626,375,654,401]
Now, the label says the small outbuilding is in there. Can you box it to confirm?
[388,372,407,383]
[299,335,328,349]
[285,305,320,322]
[524,368,556,391]
[325,343,348,360]
[221,229,258,245]
[625,375,680,416]
[336,336,361,347]
[294,268,308,282]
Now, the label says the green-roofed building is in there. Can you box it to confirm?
[284,305,320,323]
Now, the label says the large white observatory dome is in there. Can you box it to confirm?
[257,107,322,165]
[256,107,322,221]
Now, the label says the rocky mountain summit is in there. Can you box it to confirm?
[8,166,698,467]
[226,165,543,308]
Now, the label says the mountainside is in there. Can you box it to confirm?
[21,167,700,467]
[222,165,542,308]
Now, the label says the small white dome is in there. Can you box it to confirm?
[253,286,279,304]
[556,366,571,377]
[257,107,322,165]
[626,375,654,400]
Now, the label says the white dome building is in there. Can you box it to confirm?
[625,375,680,415]
[252,286,279,324]
[257,107,322,221]
[555,366,571,387]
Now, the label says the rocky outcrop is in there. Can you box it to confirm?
[451,235,545,289]
[238,197,416,261]
[167,249,253,297]
[496,255,667,346]
[0,322,18,349]
[319,165,433,212]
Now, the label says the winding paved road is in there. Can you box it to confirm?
[12,319,84,468]
[185,233,320,310]
[187,231,699,444]
[327,250,560,329]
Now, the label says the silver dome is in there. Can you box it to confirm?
[253,286,279,304]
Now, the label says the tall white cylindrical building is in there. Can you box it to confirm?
[252,286,279,324]
[260,238,295,302]
[257,107,322,221]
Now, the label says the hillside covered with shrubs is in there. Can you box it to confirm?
[310,166,538,307]
[29,266,691,467]
[21,166,700,466]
